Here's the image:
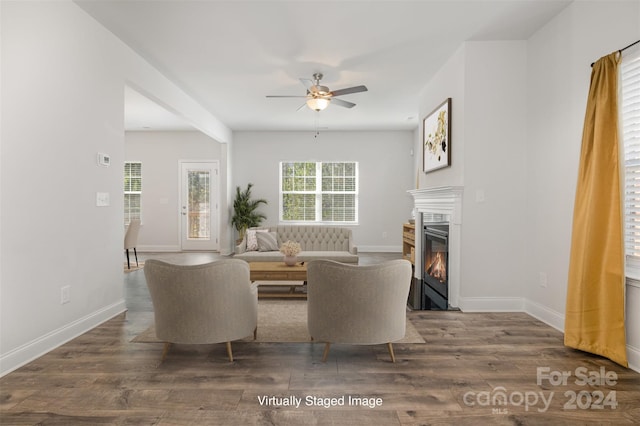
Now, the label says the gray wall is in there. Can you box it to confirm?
[232,131,415,251]
[125,131,227,252]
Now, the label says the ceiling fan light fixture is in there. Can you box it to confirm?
[306,97,330,111]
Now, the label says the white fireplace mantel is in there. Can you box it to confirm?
[408,186,463,308]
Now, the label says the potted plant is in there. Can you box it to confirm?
[231,183,268,242]
[280,240,302,266]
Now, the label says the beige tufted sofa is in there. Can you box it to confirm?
[234,225,358,264]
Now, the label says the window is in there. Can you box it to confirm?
[124,161,142,225]
[280,161,358,223]
[622,48,640,272]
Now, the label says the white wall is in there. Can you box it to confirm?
[0,1,230,376]
[461,41,528,303]
[524,0,640,370]
[232,131,415,251]
[1,1,125,375]
[416,45,466,189]
[413,0,639,370]
[125,131,226,252]
[415,41,528,309]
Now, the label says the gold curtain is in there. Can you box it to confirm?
[565,52,627,367]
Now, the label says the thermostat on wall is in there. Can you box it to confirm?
[97,153,110,167]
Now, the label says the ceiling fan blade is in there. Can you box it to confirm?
[300,78,313,89]
[330,85,368,97]
[296,103,307,111]
[330,98,356,109]
[266,95,307,98]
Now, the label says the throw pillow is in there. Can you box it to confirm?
[246,229,258,251]
[257,231,279,252]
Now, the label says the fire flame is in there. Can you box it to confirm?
[427,252,447,281]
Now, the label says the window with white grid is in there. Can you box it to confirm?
[280,161,358,224]
[124,161,142,225]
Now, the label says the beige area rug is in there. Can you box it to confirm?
[132,300,425,344]
[124,262,144,273]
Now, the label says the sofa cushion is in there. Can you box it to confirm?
[246,229,259,251]
[257,231,279,252]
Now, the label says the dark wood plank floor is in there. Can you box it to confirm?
[1,253,639,425]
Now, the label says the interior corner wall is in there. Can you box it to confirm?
[416,41,528,311]
[125,131,224,252]
[524,0,640,370]
[232,131,415,251]
[524,0,640,330]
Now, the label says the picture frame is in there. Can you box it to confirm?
[423,98,451,173]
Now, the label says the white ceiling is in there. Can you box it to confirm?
[77,0,571,132]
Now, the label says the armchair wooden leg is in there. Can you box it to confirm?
[226,341,234,362]
[134,247,138,267]
[254,327,257,340]
[157,342,171,367]
[387,342,396,363]
[126,249,131,269]
[321,342,331,362]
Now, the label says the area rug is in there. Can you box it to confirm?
[124,262,144,273]
[132,300,425,344]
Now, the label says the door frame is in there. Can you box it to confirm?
[178,159,220,251]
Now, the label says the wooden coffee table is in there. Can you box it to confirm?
[248,261,307,299]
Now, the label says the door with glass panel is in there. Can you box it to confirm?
[179,161,219,251]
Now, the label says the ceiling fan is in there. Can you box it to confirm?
[267,73,368,111]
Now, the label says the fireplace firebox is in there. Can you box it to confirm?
[423,223,449,310]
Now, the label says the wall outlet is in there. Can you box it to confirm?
[61,286,71,304]
[539,272,548,288]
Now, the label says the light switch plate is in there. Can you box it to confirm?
[96,192,110,207]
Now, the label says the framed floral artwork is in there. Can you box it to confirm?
[423,98,451,173]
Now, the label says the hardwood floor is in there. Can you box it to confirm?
[1,253,639,425]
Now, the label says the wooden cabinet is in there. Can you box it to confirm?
[402,223,415,265]
[403,222,422,310]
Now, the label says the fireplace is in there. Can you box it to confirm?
[423,224,449,310]
[408,186,463,310]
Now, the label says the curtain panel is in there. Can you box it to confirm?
[565,52,628,367]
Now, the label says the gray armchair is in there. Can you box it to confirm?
[144,259,258,363]
[307,259,412,363]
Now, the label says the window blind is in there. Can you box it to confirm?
[622,50,640,263]
[280,161,358,224]
[124,161,142,225]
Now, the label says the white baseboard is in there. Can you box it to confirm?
[458,296,524,312]
[627,344,640,373]
[0,300,126,377]
[358,245,401,253]
[523,299,639,373]
[523,298,565,332]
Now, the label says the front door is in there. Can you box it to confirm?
[179,161,219,251]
